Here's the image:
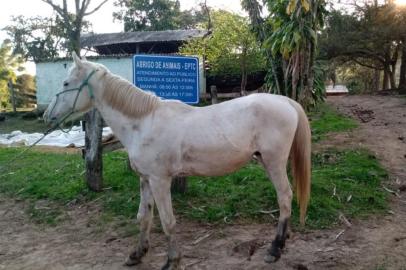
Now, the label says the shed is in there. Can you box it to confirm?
[36,29,207,110]
[81,29,208,55]
[325,84,349,96]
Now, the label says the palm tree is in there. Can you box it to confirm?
[242,0,327,107]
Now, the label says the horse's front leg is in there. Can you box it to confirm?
[125,176,155,266]
[149,176,181,270]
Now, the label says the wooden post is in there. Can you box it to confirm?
[8,81,16,113]
[84,109,104,191]
[172,177,187,194]
[210,85,218,104]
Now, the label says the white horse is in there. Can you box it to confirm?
[44,53,311,269]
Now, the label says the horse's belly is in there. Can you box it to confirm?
[179,149,252,177]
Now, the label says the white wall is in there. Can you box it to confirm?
[36,56,133,110]
[36,55,206,110]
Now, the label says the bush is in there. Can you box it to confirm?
[22,111,40,119]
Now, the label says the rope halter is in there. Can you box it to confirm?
[47,69,98,132]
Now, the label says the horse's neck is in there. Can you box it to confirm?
[100,72,159,118]
[92,72,157,148]
[97,101,145,148]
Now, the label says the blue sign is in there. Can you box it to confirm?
[133,55,199,104]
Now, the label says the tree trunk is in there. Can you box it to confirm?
[240,48,248,96]
[373,68,380,92]
[241,71,247,96]
[84,109,104,192]
[389,69,396,90]
[8,81,16,113]
[382,65,390,90]
[270,60,282,94]
[382,46,392,90]
[391,45,399,89]
[282,59,290,98]
[399,40,406,94]
[306,42,316,106]
[70,29,81,54]
[210,85,218,104]
[299,41,314,108]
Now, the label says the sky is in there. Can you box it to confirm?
[0,0,245,74]
[0,0,245,43]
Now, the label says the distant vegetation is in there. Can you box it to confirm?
[320,2,406,94]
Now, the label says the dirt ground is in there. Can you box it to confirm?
[1,95,406,270]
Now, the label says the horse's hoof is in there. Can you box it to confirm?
[264,252,280,263]
[161,257,181,270]
[124,256,142,267]
[124,246,149,267]
[264,246,281,263]
[124,249,147,267]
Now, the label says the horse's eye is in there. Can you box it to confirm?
[63,82,69,87]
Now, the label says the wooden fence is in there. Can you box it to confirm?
[8,81,37,112]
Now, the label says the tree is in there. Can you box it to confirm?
[113,0,206,31]
[399,36,406,93]
[42,0,108,192]
[4,16,65,61]
[242,0,328,107]
[14,74,37,108]
[42,0,107,54]
[394,4,406,93]
[268,0,326,104]
[241,0,283,95]
[4,15,91,62]
[180,10,265,94]
[320,2,405,91]
[0,40,24,109]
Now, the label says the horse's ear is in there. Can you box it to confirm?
[72,51,82,67]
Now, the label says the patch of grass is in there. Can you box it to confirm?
[26,202,63,226]
[307,149,387,228]
[0,103,386,228]
[309,103,358,142]
[0,146,388,229]
[0,114,48,133]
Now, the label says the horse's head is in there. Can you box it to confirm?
[43,52,101,125]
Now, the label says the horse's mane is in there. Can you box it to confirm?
[101,71,159,118]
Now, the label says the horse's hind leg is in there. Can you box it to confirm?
[149,176,181,270]
[261,154,293,263]
[125,176,155,266]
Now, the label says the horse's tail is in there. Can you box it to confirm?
[289,100,311,225]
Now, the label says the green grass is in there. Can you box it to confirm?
[0,103,388,229]
[0,114,47,133]
[309,103,358,142]
[0,147,388,229]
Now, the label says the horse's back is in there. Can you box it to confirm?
[200,93,299,130]
[157,93,299,144]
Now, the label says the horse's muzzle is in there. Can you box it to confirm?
[43,109,56,125]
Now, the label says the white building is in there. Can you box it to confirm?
[35,30,208,110]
